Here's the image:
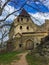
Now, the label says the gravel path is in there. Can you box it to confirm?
[11,52,28,65]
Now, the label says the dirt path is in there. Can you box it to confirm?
[11,52,28,65]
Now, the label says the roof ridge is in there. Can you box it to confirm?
[19,8,30,17]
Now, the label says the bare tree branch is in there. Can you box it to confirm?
[0,1,26,22]
[0,0,11,16]
[0,24,12,28]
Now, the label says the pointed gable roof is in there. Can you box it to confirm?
[19,9,30,17]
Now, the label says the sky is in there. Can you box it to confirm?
[0,0,49,25]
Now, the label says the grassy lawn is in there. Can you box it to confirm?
[0,50,23,65]
[26,53,48,65]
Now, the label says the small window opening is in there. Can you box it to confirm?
[27,26,29,30]
[36,43,39,46]
[20,26,22,29]
[19,44,22,48]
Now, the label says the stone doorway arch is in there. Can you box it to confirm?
[26,39,34,50]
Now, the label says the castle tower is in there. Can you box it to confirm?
[13,9,36,35]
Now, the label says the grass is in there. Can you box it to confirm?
[0,50,23,65]
[26,53,48,65]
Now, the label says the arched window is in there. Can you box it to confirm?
[20,26,22,29]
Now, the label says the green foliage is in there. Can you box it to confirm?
[26,53,48,65]
[36,35,49,56]
[0,51,22,64]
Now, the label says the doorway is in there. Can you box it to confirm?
[26,39,34,50]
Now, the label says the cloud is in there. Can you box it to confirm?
[29,12,49,25]
[0,4,19,21]
[0,3,49,25]
[4,5,15,14]
[40,0,49,9]
[0,4,15,19]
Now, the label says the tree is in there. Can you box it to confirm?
[37,35,49,56]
